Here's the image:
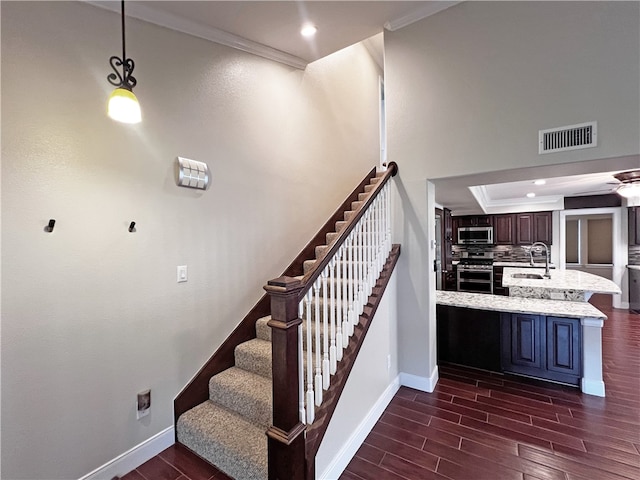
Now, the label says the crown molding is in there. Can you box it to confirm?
[384,1,461,31]
[85,1,308,70]
[469,185,565,214]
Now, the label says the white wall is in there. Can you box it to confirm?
[0,2,382,478]
[385,2,639,381]
[316,270,398,479]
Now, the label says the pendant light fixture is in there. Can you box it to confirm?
[107,0,141,124]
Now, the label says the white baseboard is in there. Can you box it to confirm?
[399,366,439,393]
[581,378,606,397]
[79,426,175,480]
[319,376,400,480]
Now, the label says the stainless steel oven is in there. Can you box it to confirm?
[456,251,494,294]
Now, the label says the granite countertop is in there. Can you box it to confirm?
[493,262,556,268]
[502,267,621,295]
[436,290,607,319]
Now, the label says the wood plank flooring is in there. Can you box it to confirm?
[341,295,640,480]
[124,295,639,480]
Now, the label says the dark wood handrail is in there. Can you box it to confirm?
[298,161,398,302]
[266,162,399,479]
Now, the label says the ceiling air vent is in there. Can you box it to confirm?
[539,121,597,154]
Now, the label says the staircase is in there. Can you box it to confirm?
[175,164,399,480]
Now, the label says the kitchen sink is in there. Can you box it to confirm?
[511,273,545,280]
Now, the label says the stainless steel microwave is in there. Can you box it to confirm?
[458,226,494,245]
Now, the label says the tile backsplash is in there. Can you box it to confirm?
[453,244,640,265]
[452,245,550,263]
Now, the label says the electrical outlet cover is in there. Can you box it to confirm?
[137,390,151,420]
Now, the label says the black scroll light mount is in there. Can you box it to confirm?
[45,219,56,233]
[128,221,136,232]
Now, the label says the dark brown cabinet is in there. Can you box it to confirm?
[451,211,551,246]
[629,207,640,245]
[501,313,581,386]
[515,213,534,244]
[453,215,493,229]
[534,212,552,244]
[515,211,552,245]
[493,266,508,296]
[494,214,516,244]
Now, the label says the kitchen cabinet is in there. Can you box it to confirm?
[502,313,544,371]
[515,213,534,244]
[546,317,581,381]
[534,212,552,244]
[501,313,581,386]
[515,211,552,245]
[437,305,501,371]
[444,265,457,291]
[453,215,493,229]
[493,266,508,296]
[629,207,640,245]
[494,214,516,244]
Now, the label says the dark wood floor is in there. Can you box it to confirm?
[342,295,640,480]
[125,295,639,479]
[121,443,231,480]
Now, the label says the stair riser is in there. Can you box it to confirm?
[208,369,272,429]
[235,342,273,379]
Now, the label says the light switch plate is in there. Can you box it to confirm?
[177,265,188,283]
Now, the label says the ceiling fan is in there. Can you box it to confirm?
[613,170,640,198]
[572,170,640,197]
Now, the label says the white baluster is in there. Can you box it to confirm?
[342,238,350,348]
[357,219,365,316]
[336,246,344,359]
[313,278,322,406]
[304,290,314,424]
[329,258,338,373]
[386,183,392,256]
[347,232,355,338]
[366,208,374,297]
[321,269,330,390]
[298,301,305,424]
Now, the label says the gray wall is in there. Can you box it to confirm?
[0,2,382,478]
[386,2,639,381]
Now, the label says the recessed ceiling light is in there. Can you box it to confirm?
[533,179,546,185]
[301,24,317,37]
[526,192,536,198]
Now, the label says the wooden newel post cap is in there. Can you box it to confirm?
[264,276,303,294]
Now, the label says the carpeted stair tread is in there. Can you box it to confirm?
[177,401,267,480]
[235,339,272,378]
[209,367,272,428]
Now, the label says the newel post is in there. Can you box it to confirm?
[264,276,307,480]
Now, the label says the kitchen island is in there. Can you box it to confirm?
[502,267,621,301]
[436,289,609,396]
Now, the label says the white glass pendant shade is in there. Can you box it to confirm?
[107,87,141,124]
[617,183,640,199]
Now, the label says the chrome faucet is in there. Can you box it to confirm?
[530,242,551,278]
